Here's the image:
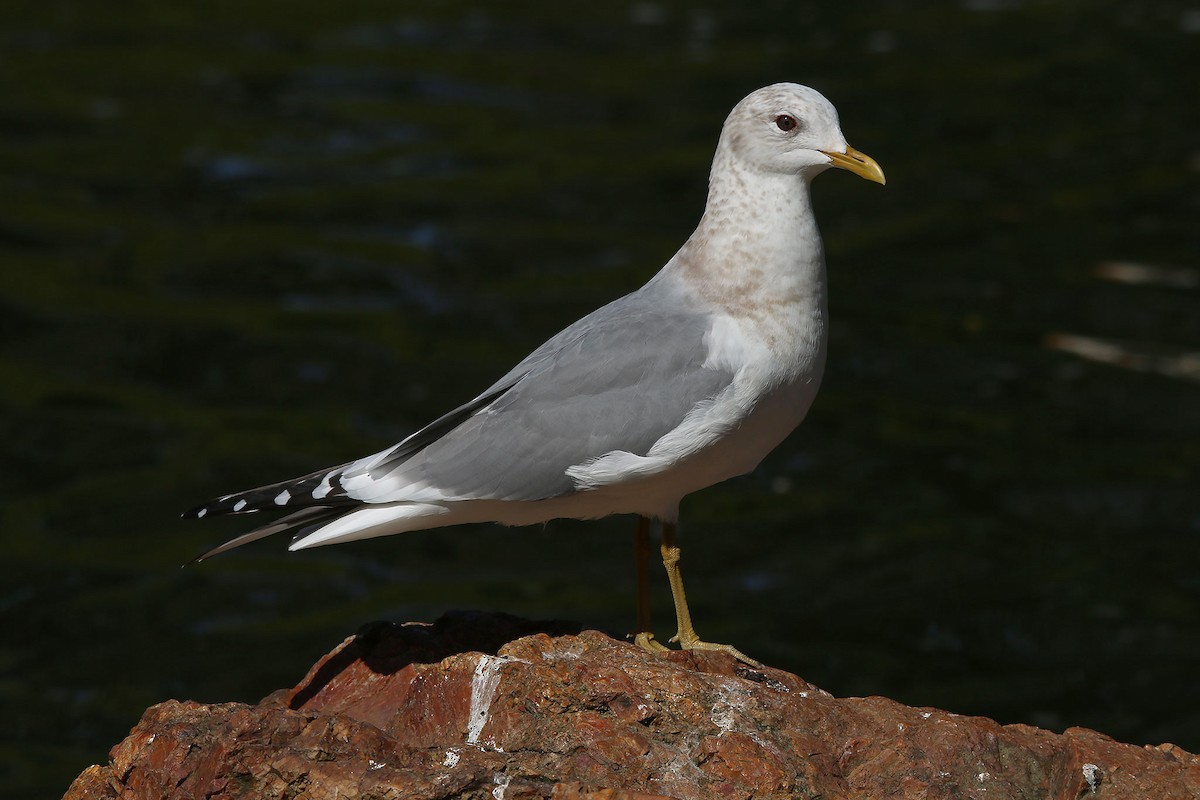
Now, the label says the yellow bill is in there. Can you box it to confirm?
[821,145,886,185]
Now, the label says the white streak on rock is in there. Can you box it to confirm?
[1082,763,1102,793]
[466,655,508,747]
[710,679,748,734]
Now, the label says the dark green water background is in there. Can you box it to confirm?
[2,2,1197,796]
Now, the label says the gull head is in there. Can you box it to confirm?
[720,83,885,185]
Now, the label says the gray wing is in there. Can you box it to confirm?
[362,287,733,502]
[186,283,734,518]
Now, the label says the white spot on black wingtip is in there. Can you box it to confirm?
[274,489,291,505]
[313,470,337,500]
[196,508,207,519]
[233,499,247,512]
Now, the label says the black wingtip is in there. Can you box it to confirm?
[181,506,345,566]
[181,494,228,520]
[186,541,229,565]
[181,541,216,567]
[181,497,267,520]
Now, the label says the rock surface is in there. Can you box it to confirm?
[65,611,1199,799]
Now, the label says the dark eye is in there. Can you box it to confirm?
[774,114,798,132]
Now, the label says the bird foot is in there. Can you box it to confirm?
[633,632,671,654]
[638,630,762,668]
[671,634,763,668]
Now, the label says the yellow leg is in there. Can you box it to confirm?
[633,516,669,654]
[659,522,762,667]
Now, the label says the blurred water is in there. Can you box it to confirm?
[1,2,1197,796]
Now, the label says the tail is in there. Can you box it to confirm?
[189,506,347,562]
[189,500,461,563]
[184,464,360,561]
[183,375,527,561]
[183,464,465,561]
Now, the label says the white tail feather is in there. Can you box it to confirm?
[288,503,453,550]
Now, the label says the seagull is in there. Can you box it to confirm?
[185,83,884,665]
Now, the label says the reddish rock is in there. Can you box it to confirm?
[65,611,1200,799]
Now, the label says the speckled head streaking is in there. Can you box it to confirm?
[717,83,885,183]
[669,83,883,322]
